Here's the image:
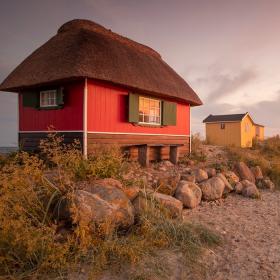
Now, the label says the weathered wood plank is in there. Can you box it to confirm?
[19,132,83,152]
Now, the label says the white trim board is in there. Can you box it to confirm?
[19,130,83,133]
[88,131,190,137]
[18,131,190,137]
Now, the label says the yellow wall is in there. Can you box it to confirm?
[205,122,241,147]
[255,125,264,141]
[205,114,264,148]
[240,115,255,147]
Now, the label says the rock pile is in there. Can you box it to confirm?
[58,160,275,234]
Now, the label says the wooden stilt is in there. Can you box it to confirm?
[138,144,150,167]
[169,146,179,165]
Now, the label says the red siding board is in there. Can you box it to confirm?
[19,82,84,131]
[87,79,190,135]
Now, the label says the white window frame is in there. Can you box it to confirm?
[139,96,161,125]
[40,90,57,108]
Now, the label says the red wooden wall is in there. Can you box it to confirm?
[87,80,190,135]
[19,81,84,131]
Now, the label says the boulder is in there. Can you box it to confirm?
[193,169,208,183]
[157,160,174,171]
[89,178,139,201]
[256,177,275,190]
[180,173,196,183]
[122,186,140,201]
[92,178,123,189]
[182,167,192,174]
[79,184,135,229]
[153,192,183,218]
[205,168,217,178]
[241,180,260,199]
[156,173,181,196]
[71,189,134,232]
[250,166,264,180]
[162,160,174,167]
[199,177,225,201]
[235,162,255,183]
[223,171,240,186]
[217,173,233,194]
[234,182,244,194]
[175,181,202,209]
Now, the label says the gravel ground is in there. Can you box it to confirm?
[185,190,280,280]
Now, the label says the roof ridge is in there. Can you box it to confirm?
[58,19,161,59]
[209,113,247,116]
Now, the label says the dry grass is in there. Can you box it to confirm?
[0,133,220,279]
[180,133,207,164]
[226,136,280,189]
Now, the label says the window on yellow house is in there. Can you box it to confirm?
[221,123,225,129]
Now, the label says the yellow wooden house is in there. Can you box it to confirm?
[203,113,264,148]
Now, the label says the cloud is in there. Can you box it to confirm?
[206,68,258,101]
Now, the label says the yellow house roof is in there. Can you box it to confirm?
[203,112,264,127]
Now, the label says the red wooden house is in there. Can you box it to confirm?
[0,19,202,165]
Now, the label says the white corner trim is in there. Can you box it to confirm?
[189,105,192,153]
[87,131,190,137]
[83,78,88,158]
[242,112,249,120]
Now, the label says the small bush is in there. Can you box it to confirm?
[39,133,125,182]
[87,144,125,179]
[180,133,207,164]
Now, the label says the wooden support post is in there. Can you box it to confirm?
[138,145,150,167]
[156,146,162,161]
[169,146,179,165]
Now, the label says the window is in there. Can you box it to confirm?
[40,90,57,107]
[221,123,225,129]
[139,96,161,125]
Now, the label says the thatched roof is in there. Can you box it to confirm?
[0,19,202,106]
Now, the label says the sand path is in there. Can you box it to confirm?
[185,190,280,280]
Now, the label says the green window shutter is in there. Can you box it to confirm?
[22,91,39,108]
[128,93,139,123]
[162,101,177,126]
[56,87,64,105]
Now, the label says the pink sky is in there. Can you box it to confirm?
[0,0,279,146]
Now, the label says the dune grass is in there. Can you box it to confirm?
[0,133,220,279]
[226,136,280,189]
